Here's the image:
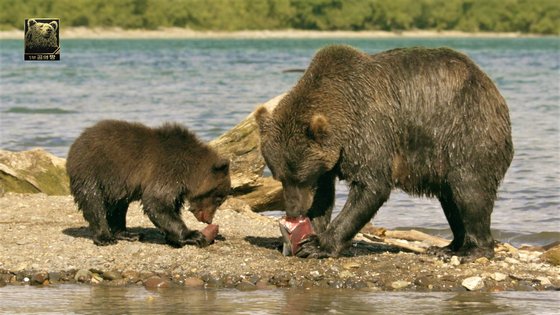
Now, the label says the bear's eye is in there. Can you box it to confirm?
[214,196,225,204]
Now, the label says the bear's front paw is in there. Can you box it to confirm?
[93,234,117,246]
[167,230,209,248]
[114,230,143,242]
[295,235,333,259]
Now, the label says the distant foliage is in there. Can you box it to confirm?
[1,0,558,34]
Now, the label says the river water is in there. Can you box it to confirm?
[0,285,558,314]
[0,37,558,311]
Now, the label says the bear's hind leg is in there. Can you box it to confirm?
[77,192,116,246]
[432,177,495,260]
[107,200,142,242]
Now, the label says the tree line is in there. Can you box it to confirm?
[2,0,558,34]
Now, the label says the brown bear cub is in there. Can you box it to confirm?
[256,45,513,260]
[66,120,230,248]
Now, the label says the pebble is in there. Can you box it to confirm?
[541,246,560,266]
[339,270,353,279]
[102,270,123,281]
[183,277,204,288]
[475,257,489,264]
[505,257,520,265]
[391,280,410,290]
[205,276,224,288]
[491,272,507,282]
[450,256,461,266]
[309,270,322,280]
[74,269,92,283]
[328,279,345,289]
[414,276,434,287]
[254,279,274,290]
[236,281,257,291]
[502,243,519,254]
[462,276,484,291]
[536,276,552,286]
[342,262,361,269]
[31,272,48,285]
[48,272,61,283]
[143,276,170,289]
[91,273,103,284]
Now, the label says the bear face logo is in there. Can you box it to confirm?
[24,18,60,60]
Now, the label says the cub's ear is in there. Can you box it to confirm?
[254,106,271,134]
[307,114,330,143]
[49,21,58,31]
[28,19,37,28]
[212,158,230,174]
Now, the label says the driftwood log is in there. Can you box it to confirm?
[0,148,69,195]
[208,93,285,212]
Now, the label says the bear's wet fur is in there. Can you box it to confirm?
[66,120,230,248]
[256,45,513,260]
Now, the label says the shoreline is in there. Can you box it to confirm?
[0,192,558,291]
[0,27,547,40]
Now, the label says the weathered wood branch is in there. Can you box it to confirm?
[209,93,284,193]
[357,223,451,253]
[0,148,69,195]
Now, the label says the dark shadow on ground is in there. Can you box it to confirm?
[63,226,227,246]
[243,236,413,257]
[244,236,284,252]
[62,226,167,245]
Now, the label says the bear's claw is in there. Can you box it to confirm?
[114,230,143,242]
[295,235,332,259]
[93,234,118,246]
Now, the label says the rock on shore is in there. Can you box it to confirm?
[0,193,558,291]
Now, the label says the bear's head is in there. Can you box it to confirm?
[187,158,231,224]
[27,19,58,39]
[255,103,340,217]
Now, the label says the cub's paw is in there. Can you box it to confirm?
[295,235,332,259]
[114,230,143,242]
[93,234,118,246]
[167,230,209,248]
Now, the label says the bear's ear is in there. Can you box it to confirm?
[212,158,230,175]
[254,106,271,134]
[49,21,58,31]
[307,114,330,143]
[28,19,37,28]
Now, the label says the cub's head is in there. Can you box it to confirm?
[188,157,231,224]
[255,103,339,217]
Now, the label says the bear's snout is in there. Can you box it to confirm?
[283,184,314,217]
[41,26,53,38]
[192,209,214,224]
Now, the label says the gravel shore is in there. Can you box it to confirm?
[0,193,558,291]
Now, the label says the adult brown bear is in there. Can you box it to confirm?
[256,45,513,260]
[66,120,230,247]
